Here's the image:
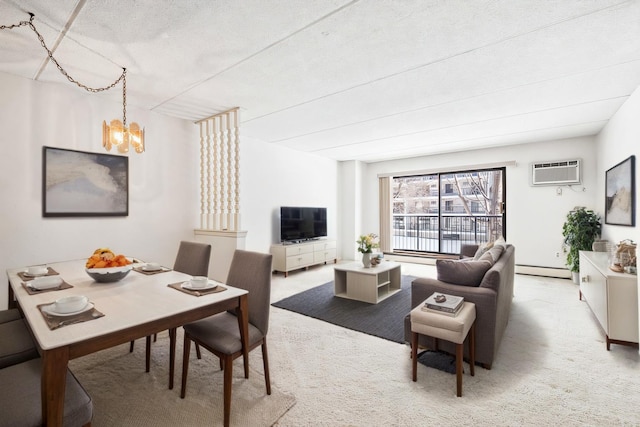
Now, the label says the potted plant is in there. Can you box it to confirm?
[357,233,379,268]
[562,207,601,282]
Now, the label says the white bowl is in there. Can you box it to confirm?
[144,262,161,271]
[54,295,88,314]
[31,276,63,290]
[27,266,48,275]
[189,276,209,288]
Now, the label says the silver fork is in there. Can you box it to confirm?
[57,311,101,328]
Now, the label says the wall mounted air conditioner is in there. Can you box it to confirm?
[531,159,581,186]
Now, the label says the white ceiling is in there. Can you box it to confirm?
[1,0,640,163]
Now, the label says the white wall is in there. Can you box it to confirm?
[596,85,640,246]
[356,137,599,270]
[0,71,341,308]
[238,135,339,253]
[0,72,201,308]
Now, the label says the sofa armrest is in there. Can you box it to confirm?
[410,277,497,310]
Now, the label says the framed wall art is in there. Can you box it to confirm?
[605,155,635,226]
[42,146,129,217]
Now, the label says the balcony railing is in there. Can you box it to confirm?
[392,214,503,255]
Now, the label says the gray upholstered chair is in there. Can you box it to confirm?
[131,241,212,374]
[0,309,39,369]
[0,308,22,324]
[180,249,273,427]
[0,358,93,427]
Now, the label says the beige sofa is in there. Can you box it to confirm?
[404,244,515,369]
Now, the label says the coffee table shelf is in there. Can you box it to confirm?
[334,261,401,304]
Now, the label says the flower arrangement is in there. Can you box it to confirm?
[357,233,379,253]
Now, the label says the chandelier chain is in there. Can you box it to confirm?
[123,69,127,126]
[1,13,125,93]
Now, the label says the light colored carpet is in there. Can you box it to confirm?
[269,262,640,426]
[69,330,295,426]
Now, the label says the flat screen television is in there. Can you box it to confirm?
[280,206,327,242]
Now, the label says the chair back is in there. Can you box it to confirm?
[173,241,212,277]
[226,250,273,336]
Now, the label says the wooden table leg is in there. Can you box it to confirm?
[8,281,17,310]
[168,327,177,389]
[42,347,69,426]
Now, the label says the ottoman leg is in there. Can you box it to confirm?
[411,332,418,382]
[469,323,475,377]
[456,343,463,397]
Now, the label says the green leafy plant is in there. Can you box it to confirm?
[562,207,602,273]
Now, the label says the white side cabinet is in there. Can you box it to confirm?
[271,240,337,277]
[579,251,638,350]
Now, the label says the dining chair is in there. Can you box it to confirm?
[130,241,211,374]
[0,308,39,369]
[0,358,93,427]
[0,308,22,324]
[180,249,273,427]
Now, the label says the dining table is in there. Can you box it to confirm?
[6,259,249,427]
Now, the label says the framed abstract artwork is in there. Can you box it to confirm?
[42,146,129,217]
[605,155,635,226]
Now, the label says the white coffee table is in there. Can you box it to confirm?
[334,261,401,304]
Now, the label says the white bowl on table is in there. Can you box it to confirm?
[27,266,48,276]
[30,276,63,290]
[189,276,209,289]
[54,295,88,314]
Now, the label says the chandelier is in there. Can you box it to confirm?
[102,69,145,153]
[1,13,144,154]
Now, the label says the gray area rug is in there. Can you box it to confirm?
[69,329,295,426]
[417,350,456,374]
[272,275,416,343]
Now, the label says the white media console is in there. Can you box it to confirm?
[579,250,638,350]
[271,239,337,277]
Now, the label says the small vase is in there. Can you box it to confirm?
[362,252,372,268]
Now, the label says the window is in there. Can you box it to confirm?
[390,168,505,254]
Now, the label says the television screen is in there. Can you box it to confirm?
[280,206,327,242]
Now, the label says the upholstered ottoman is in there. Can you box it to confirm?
[410,301,476,397]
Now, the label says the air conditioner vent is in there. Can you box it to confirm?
[531,159,581,186]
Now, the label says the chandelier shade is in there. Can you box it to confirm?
[102,119,145,153]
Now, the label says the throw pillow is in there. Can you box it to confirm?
[436,259,493,287]
[478,245,505,264]
[473,241,494,260]
[493,236,507,248]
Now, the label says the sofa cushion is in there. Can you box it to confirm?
[436,259,493,287]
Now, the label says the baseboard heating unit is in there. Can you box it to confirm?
[515,265,571,279]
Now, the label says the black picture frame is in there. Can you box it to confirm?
[605,155,635,226]
[42,146,129,217]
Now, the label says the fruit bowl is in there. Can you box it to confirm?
[86,265,133,283]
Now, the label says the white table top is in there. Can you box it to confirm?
[334,260,400,274]
[7,259,247,350]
